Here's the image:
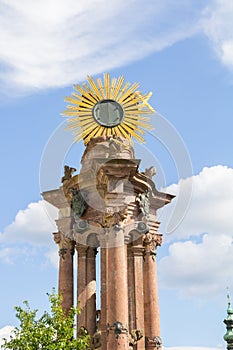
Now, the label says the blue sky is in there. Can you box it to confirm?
[0,0,233,349]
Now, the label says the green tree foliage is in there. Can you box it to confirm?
[2,291,90,350]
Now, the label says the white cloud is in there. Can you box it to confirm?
[45,247,59,269]
[0,0,203,93]
[159,165,233,240]
[158,165,233,298]
[202,0,233,71]
[0,200,58,246]
[159,233,233,297]
[0,326,15,348]
[0,200,58,264]
[0,1,233,93]
[0,246,32,264]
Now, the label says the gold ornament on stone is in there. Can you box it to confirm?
[63,73,155,144]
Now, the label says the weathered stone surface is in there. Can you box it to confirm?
[42,136,174,350]
[53,232,75,313]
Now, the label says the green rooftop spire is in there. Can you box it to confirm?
[224,288,233,350]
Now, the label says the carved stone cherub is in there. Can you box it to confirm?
[143,166,156,180]
[71,189,87,220]
[53,231,61,245]
[129,329,144,349]
[91,331,101,349]
[61,165,76,182]
[136,190,150,221]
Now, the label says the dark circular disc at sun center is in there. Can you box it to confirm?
[92,99,124,127]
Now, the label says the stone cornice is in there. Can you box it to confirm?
[41,188,69,208]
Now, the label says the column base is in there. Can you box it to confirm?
[145,336,162,349]
[129,329,144,349]
[91,331,102,349]
[106,322,128,350]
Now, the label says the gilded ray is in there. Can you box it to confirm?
[124,115,150,122]
[73,85,91,99]
[63,73,155,144]
[116,124,129,139]
[116,82,131,102]
[104,73,110,99]
[87,76,103,100]
[110,77,117,99]
[80,85,99,104]
[121,95,144,108]
[123,121,146,135]
[112,76,124,100]
[96,78,105,99]
[81,124,99,140]
[118,83,140,103]
[98,126,106,137]
[84,125,102,143]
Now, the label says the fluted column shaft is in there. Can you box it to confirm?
[132,245,145,350]
[105,229,129,350]
[77,245,88,331]
[127,246,135,333]
[143,233,161,350]
[100,247,108,350]
[86,247,97,335]
[54,232,74,314]
[76,245,97,335]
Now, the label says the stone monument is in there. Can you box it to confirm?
[42,73,174,350]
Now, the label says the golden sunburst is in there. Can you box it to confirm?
[62,73,155,144]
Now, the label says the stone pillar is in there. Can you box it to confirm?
[100,247,108,350]
[143,233,162,350]
[127,246,135,333]
[86,247,97,336]
[76,245,88,331]
[76,245,97,335]
[53,232,74,313]
[131,244,145,350]
[105,229,129,350]
[42,136,175,350]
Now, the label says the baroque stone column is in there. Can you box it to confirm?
[128,238,145,350]
[100,246,108,350]
[76,245,88,331]
[143,232,162,350]
[42,136,175,350]
[105,229,129,350]
[53,231,75,313]
[128,245,135,333]
[76,244,97,336]
[86,246,97,336]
